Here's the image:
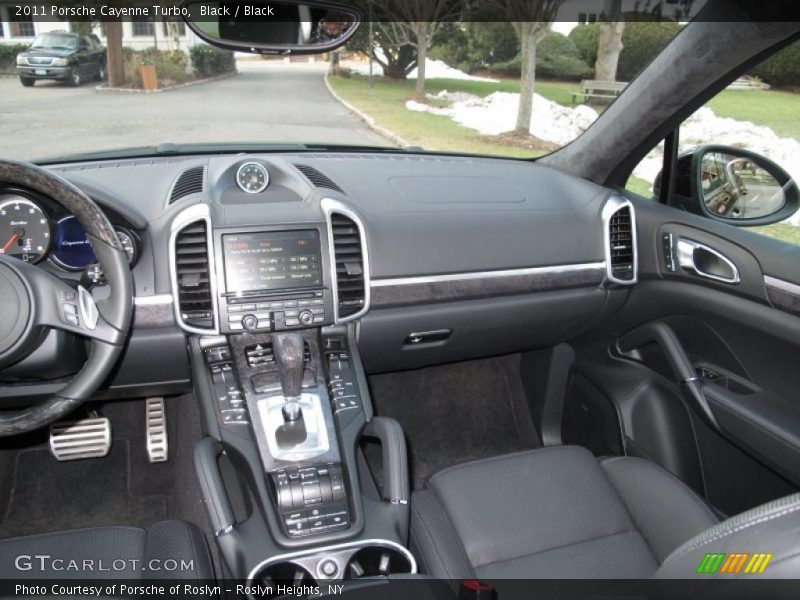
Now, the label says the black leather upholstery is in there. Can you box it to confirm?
[0,520,213,579]
[656,492,800,578]
[411,446,718,579]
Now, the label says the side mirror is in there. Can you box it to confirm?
[181,0,361,55]
[659,145,799,226]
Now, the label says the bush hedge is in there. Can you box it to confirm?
[750,39,800,87]
[567,21,682,81]
[123,47,192,87]
[0,44,30,75]
[431,22,518,73]
[190,45,236,78]
[616,21,683,81]
[488,32,592,81]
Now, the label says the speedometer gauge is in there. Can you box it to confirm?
[0,195,51,263]
[236,162,269,194]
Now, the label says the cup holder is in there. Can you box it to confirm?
[247,540,417,599]
[344,545,413,579]
[250,562,317,599]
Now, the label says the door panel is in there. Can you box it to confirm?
[569,195,800,512]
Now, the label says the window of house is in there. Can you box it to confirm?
[132,17,155,37]
[578,13,598,24]
[9,14,35,37]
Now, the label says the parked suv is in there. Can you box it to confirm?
[16,31,105,87]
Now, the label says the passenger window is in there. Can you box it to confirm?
[626,40,800,246]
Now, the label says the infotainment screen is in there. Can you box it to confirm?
[223,230,322,293]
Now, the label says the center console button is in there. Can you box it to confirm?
[299,311,314,326]
[286,517,309,536]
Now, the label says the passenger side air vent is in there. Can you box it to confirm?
[605,200,637,284]
[294,164,344,193]
[173,219,215,330]
[169,166,205,204]
[324,203,370,322]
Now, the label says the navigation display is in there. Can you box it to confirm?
[223,230,322,293]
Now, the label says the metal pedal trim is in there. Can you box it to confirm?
[49,418,111,461]
[146,397,169,463]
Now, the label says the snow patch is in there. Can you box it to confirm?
[407,90,599,147]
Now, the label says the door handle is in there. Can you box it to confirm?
[676,238,740,284]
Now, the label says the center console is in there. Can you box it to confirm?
[181,206,413,592]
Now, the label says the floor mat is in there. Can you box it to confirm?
[368,354,540,489]
[0,440,166,538]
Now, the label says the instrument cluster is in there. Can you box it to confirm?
[0,191,139,271]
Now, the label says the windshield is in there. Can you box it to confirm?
[2,10,696,163]
[30,33,79,51]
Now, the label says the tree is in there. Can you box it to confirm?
[347,22,417,79]
[490,0,563,135]
[105,21,125,87]
[366,0,462,100]
[594,0,625,82]
[52,0,125,86]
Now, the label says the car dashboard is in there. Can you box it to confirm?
[0,151,637,398]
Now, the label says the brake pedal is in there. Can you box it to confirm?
[146,397,168,463]
[49,417,111,461]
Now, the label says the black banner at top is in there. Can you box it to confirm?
[1,0,799,23]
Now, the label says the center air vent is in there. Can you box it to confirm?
[324,201,369,322]
[606,200,637,284]
[172,218,216,332]
[294,164,344,193]
[169,166,205,204]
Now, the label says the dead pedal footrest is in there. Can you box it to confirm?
[49,417,111,461]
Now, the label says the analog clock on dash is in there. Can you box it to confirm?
[236,162,269,194]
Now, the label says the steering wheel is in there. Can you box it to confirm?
[0,160,132,436]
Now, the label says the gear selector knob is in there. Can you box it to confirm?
[273,332,304,420]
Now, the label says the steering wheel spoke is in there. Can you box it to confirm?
[37,280,123,345]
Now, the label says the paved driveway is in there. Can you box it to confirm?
[0,60,391,162]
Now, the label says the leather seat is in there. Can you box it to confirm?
[0,520,213,579]
[411,445,800,579]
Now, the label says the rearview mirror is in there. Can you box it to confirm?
[181,0,361,55]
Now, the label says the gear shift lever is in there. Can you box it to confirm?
[274,332,304,421]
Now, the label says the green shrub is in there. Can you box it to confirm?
[0,44,31,75]
[190,45,236,78]
[488,32,591,81]
[751,39,800,87]
[431,22,518,73]
[569,24,599,68]
[616,21,682,81]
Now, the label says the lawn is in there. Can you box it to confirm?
[707,88,800,141]
[328,73,576,158]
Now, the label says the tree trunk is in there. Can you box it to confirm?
[106,21,125,87]
[594,21,625,81]
[515,29,536,134]
[414,25,429,101]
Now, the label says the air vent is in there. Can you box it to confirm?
[169,166,205,204]
[174,219,215,330]
[607,204,636,283]
[294,164,344,193]
[329,211,367,321]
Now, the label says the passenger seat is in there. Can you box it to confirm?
[410,446,800,579]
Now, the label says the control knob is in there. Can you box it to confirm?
[298,310,314,327]
[242,314,259,331]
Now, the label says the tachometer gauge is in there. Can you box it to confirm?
[236,161,269,194]
[0,195,51,263]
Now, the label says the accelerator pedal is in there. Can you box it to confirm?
[49,417,111,461]
[145,397,169,463]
